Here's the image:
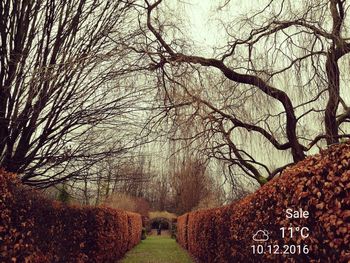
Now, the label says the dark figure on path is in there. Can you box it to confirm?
[157,223,162,235]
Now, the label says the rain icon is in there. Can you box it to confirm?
[252,230,269,242]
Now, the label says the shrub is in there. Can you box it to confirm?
[141,228,147,240]
[0,171,142,262]
[177,142,350,262]
[171,219,177,239]
[56,185,71,204]
[103,193,150,217]
[103,193,137,212]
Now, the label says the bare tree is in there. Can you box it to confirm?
[0,0,147,186]
[132,0,350,185]
[169,158,223,214]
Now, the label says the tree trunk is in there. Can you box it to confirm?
[325,51,340,145]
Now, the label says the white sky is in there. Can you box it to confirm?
[184,0,218,46]
[181,0,267,50]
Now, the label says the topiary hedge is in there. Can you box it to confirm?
[0,170,142,262]
[177,142,350,262]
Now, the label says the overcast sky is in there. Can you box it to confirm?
[180,0,267,54]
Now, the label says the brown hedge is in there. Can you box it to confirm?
[127,212,143,250]
[176,213,189,249]
[0,171,142,262]
[177,142,350,263]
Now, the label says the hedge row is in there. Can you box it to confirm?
[176,214,189,249]
[127,212,143,250]
[0,171,142,262]
[177,142,350,262]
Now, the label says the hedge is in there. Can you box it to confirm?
[0,171,142,262]
[176,213,189,249]
[127,212,143,250]
[177,142,350,262]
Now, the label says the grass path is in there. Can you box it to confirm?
[120,235,194,263]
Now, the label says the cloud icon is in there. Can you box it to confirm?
[252,230,269,242]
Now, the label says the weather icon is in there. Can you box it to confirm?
[252,230,269,242]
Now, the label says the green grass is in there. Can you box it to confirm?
[120,235,194,263]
